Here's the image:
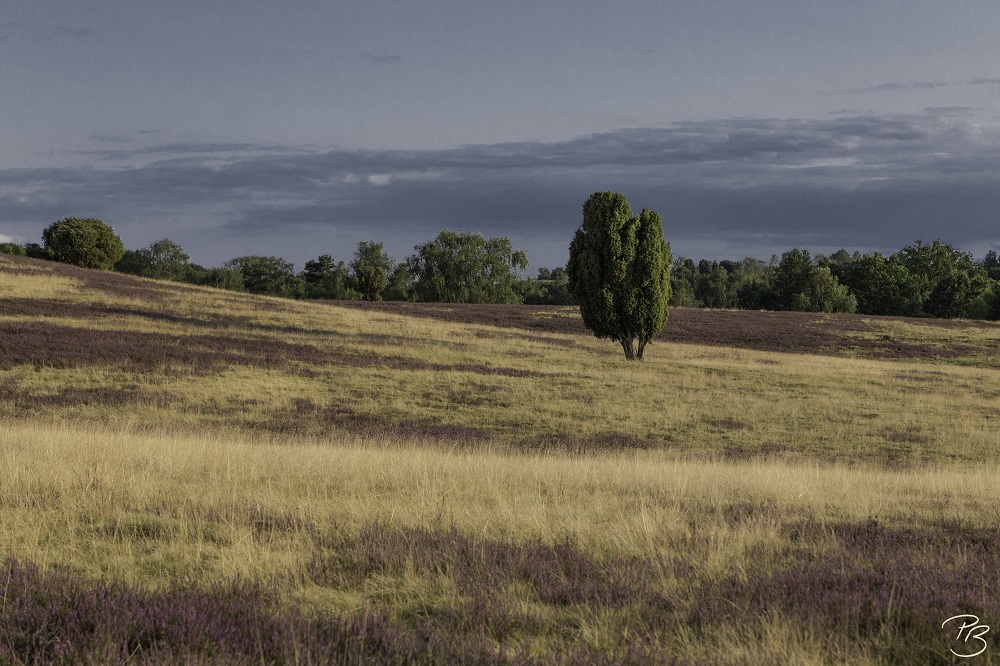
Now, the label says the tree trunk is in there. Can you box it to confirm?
[637,336,648,360]
[620,336,637,360]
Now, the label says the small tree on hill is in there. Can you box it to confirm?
[567,191,672,360]
[42,217,125,270]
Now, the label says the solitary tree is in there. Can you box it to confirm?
[42,217,125,270]
[567,192,671,360]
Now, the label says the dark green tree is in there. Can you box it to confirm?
[115,238,190,280]
[350,241,393,301]
[224,256,304,297]
[816,249,856,283]
[699,265,738,309]
[669,258,700,307]
[732,257,772,310]
[114,249,150,276]
[24,243,47,259]
[791,266,857,313]
[300,254,356,300]
[42,217,125,269]
[184,265,245,291]
[519,266,574,305]
[383,263,416,301]
[408,230,528,303]
[981,251,1000,281]
[567,191,671,360]
[897,240,989,318]
[143,239,190,280]
[768,248,813,310]
[841,252,916,316]
[0,243,26,256]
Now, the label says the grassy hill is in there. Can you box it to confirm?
[2,253,1000,664]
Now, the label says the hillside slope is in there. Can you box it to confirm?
[3,253,1000,664]
[3,253,1000,464]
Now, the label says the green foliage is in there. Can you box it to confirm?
[350,241,393,301]
[0,243,26,256]
[300,255,357,300]
[897,240,989,318]
[114,250,148,276]
[836,253,912,316]
[224,256,304,298]
[383,263,416,301]
[567,192,671,360]
[699,265,738,308]
[41,218,125,270]
[981,251,1000,281]
[519,267,574,305]
[24,243,47,259]
[143,239,191,280]
[816,249,856,283]
[408,230,528,304]
[115,239,191,281]
[669,259,700,307]
[769,248,813,310]
[791,267,857,313]
[671,257,773,310]
[185,265,245,291]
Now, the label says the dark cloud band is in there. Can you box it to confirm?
[2,112,999,266]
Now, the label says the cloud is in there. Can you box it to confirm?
[3,113,1000,267]
[843,77,1000,95]
[844,80,950,94]
[874,81,949,92]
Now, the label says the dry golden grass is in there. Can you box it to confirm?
[3,255,1000,464]
[3,420,997,586]
[2,419,997,663]
[3,255,1000,663]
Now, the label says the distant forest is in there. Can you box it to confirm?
[4,226,1000,321]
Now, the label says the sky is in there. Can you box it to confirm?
[3,1,1000,271]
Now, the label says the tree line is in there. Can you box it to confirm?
[670,242,1000,319]
[3,216,999,320]
[0,218,548,304]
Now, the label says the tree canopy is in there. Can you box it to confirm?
[116,238,191,280]
[350,241,393,301]
[567,192,672,360]
[42,218,125,270]
[408,230,528,304]
[224,256,303,298]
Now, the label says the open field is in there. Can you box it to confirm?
[2,253,1000,663]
